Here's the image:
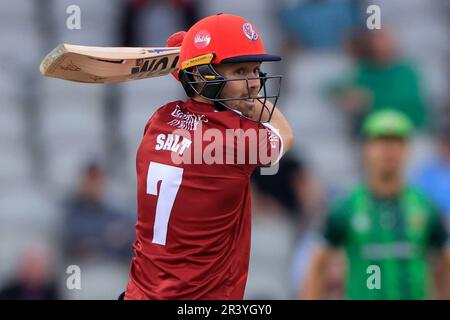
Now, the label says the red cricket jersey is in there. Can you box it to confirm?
[124,98,283,299]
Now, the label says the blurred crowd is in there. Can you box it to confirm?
[0,0,449,299]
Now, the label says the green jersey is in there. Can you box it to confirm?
[323,185,448,300]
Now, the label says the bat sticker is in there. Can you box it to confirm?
[146,48,178,54]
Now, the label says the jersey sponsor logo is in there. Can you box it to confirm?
[362,241,415,260]
[155,133,192,156]
[168,105,209,131]
[242,22,259,41]
[194,30,211,49]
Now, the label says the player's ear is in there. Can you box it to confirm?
[192,66,202,82]
[180,67,204,97]
[193,67,209,93]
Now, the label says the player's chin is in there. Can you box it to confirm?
[237,99,255,116]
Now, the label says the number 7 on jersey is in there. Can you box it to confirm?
[146,162,184,245]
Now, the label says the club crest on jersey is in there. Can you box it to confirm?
[194,30,211,49]
[242,23,258,41]
[168,105,208,131]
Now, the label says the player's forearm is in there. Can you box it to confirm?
[300,246,329,300]
[301,264,326,300]
[431,249,450,299]
[302,276,323,299]
[444,248,450,299]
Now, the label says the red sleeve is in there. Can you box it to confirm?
[237,120,284,171]
[256,122,284,167]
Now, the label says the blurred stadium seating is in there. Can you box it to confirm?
[0,0,448,299]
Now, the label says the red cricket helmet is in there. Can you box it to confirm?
[177,13,282,123]
[179,13,280,68]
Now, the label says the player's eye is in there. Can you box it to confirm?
[235,67,245,75]
[253,67,261,76]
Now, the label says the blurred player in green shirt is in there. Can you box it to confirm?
[302,110,450,299]
[329,30,427,138]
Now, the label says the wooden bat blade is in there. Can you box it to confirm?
[40,43,180,83]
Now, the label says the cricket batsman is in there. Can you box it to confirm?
[121,13,294,299]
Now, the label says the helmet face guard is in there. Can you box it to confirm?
[180,64,282,123]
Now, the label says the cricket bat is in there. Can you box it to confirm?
[39,43,180,83]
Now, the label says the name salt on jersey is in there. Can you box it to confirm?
[155,133,192,156]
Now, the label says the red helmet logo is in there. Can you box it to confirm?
[194,30,211,49]
[242,22,258,41]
